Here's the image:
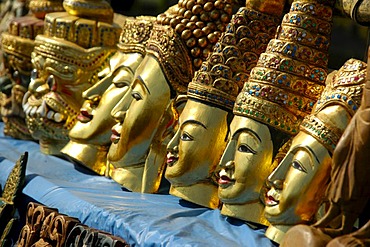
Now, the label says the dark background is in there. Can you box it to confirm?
[110,0,369,71]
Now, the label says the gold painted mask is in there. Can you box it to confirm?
[107,0,238,192]
[217,0,335,226]
[163,2,283,209]
[61,52,142,175]
[0,11,57,140]
[107,55,172,191]
[264,58,367,244]
[23,8,121,155]
[0,50,33,140]
[61,16,155,175]
[264,131,331,224]
[218,115,273,224]
[165,99,228,208]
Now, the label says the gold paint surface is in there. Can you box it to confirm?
[165,99,228,207]
[23,35,116,155]
[218,115,273,225]
[62,52,143,174]
[107,55,171,192]
[264,130,333,243]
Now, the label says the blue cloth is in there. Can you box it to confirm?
[0,123,274,247]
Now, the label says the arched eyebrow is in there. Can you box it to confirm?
[232,127,261,143]
[181,119,207,130]
[113,64,134,76]
[134,75,150,94]
[290,145,320,166]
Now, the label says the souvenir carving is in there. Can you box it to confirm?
[279,54,370,247]
[217,0,334,226]
[0,0,64,140]
[61,16,155,176]
[17,202,128,246]
[17,202,59,246]
[312,61,370,238]
[0,0,28,34]
[22,0,121,155]
[165,0,283,209]
[107,0,237,193]
[0,152,27,245]
[17,202,80,247]
[264,58,367,244]
[65,225,129,247]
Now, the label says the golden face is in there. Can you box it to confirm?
[107,54,171,167]
[165,99,228,186]
[23,43,113,154]
[218,115,273,204]
[264,131,331,224]
[0,52,33,139]
[68,52,143,145]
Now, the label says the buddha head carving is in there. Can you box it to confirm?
[218,0,334,226]
[264,58,367,243]
[106,0,236,193]
[0,0,63,140]
[23,1,121,155]
[165,3,283,209]
[61,17,155,175]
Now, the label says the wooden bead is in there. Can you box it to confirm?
[181,29,192,40]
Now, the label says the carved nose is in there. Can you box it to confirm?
[112,110,126,122]
[220,160,234,169]
[168,145,178,153]
[87,95,101,106]
[272,179,283,190]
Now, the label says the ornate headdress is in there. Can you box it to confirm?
[0,0,64,140]
[1,0,64,74]
[234,0,335,135]
[301,58,367,153]
[146,0,239,94]
[33,0,122,83]
[188,3,282,111]
[29,0,65,19]
[118,16,156,55]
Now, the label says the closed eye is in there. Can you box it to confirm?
[114,81,130,88]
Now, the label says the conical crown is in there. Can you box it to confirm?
[301,58,367,153]
[187,6,281,111]
[234,0,334,135]
[146,0,238,94]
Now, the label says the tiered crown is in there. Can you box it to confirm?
[29,0,65,19]
[301,58,367,153]
[33,0,121,84]
[42,0,121,49]
[146,0,238,94]
[1,0,64,74]
[187,5,281,111]
[234,0,334,135]
[118,16,156,55]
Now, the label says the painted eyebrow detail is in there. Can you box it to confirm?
[136,75,151,94]
[232,127,261,142]
[181,119,207,130]
[291,145,320,166]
